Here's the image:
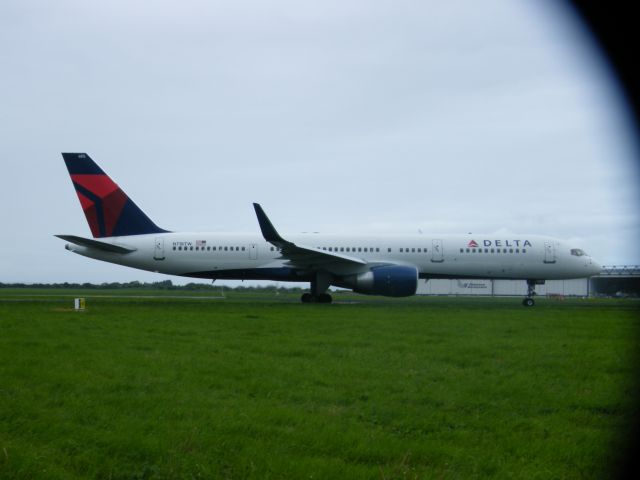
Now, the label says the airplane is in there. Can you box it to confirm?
[57,153,602,306]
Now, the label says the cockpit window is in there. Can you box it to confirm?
[571,248,587,257]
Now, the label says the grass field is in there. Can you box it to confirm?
[0,291,638,479]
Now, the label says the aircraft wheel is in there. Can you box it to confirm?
[318,293,333,304]
[301,293,313,303]
[522,297,535,307]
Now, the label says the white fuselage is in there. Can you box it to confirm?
[64,232,601,282]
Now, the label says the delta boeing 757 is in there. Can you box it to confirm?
[57,153,601,306]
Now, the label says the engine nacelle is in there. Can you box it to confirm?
[340,265,418,297]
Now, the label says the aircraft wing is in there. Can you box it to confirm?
[253,203,367,269]
[55,235,137,254]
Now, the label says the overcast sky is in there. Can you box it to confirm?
[1,0,638,285]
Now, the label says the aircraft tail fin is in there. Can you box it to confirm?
[62,153,168,238]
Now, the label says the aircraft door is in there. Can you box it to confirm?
[431,239,444,263]
[153,237,165,260]
[544,241,556,264]
[249,244,258,260]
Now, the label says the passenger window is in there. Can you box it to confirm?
[522,248,527,253]
[387,248,391,252]
[399,248,403,253]
[411,248,415,253]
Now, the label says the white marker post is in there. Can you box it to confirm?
[74,298,86,311]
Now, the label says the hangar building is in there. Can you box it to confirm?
[416,265,640,298]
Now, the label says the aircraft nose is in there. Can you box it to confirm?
[588,258,602,276]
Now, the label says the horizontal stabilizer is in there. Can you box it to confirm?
[55,235,137,254]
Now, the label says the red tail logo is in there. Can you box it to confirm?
[70,174,128,238]
[62,153,167,238]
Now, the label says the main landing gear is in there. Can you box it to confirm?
[301,272,333,304]
[522,279,541,307]
[301,292,333,303]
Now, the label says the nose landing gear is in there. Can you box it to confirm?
[522,279,543,307]
[522,297,535,307]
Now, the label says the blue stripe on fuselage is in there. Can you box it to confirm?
[181,267,312,282]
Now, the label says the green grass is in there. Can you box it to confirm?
[0,292,637,479]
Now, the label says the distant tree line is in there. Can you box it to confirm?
[0,280,304,292]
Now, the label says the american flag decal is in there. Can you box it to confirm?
[196,240,207,248]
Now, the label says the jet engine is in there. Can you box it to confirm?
[339,265,418,297]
